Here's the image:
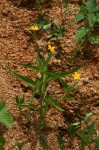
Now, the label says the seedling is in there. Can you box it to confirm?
[15,142,25,150]
[77,112,99,150]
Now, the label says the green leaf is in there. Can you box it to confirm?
[38,13,43,23]
[84,112,94,124]
[46,70,75,78]
[15,142,25,150]
[58,33,63,40]
[0,137,6,146]
[63,0,69,7]
[16,103,36,110]
[37,53,41,67]
[86,0,96,12]
[16,96,25,104]
[30,79,41,100]
[73,12,85,23]
[78,130,91,144]
[12,71,35,88]
[88,121,95,135]
[47,34,53,39]
[46,76,58,83]
[59,70,75,77]
[43,23,52,30]
[57,134,64,150]
[62,82,77,100]
[96,11,99,23]
[41,74,47,96]
[0,101,13,127]
[87,12,96,27]
[66,82,77,93]
[90,36,99,44]
[45,96,64,111]
[80,5,87,14]
[17,63,40,71]
[40,135,49,150]
[94,139,99,149]
[0,144,4,150]
[44,53,53,67]
[60,79,68,90]
[75,27,88,43]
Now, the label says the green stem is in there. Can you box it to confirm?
[39,73,47,128]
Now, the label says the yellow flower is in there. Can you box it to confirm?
[30,25,39,31]
[72,72,80,80]
[48,44,55,52]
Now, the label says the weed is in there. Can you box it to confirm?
[73,0,99,45]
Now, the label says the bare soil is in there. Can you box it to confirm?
[0,0,99,150]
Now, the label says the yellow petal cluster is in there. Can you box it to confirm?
[72,72,81,80]
[48,44,55,52]
[30,25,39,31]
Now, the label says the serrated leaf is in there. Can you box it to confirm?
[12,71,35,88]
[73,12,85,23]
[16,103,36,110]
[45,96,64,111]
[75,27,88,43]
[0,102,13,127]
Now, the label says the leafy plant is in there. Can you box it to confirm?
[0,101,13,127]
[12,51,75,128]
[77,112,99,150]
[67,122,80,137]
[31,14,65,40]
[0,101,13,150]
[46,23,65,40]
[73,0,99,44]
